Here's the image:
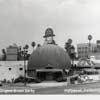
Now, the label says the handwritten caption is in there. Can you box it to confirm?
[0,89,35,94]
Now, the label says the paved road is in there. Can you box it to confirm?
[1,81,100,94]
[35,82,100,94]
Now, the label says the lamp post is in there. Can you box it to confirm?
[23,44,29,86]
[88,35,92,58]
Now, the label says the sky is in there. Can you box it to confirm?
[0,0,100,53]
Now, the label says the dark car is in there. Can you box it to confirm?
[14,76,42,83]
[70,74,79,84]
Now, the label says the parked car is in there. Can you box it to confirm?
[14,76,42,83]
[70,74,79,84]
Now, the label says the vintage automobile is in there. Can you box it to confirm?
[13,76,41,83]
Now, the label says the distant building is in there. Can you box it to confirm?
[90,40,100,59]
[0,61,25,82]
[96,40,100,52]
[77,43,97,58]
[77,40,100,59]
[6,44,18,61]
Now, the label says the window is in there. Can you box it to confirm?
[9,68,12,71]
[19,68,23,71]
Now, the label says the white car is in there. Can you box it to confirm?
[78,75,89,82]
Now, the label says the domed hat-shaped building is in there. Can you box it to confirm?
[27,28,71,82]
[28,44,71,70]
[27,44,71,82]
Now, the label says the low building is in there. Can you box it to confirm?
[77,40,100,59]
[0,61,25,82]
[77,43,97,58]
[6,44,18,61]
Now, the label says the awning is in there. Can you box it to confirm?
[36,69,63,72]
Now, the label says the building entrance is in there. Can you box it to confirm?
[36,71,64,81]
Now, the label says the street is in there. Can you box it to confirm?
[35,81,100,94]
[1,81,100,94]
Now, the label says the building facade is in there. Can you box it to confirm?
[77,43,97,58]
[6,44,18,61]
[0,61,25,82]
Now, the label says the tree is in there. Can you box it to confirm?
[2,49,6,61]
[88,35,92,41]
[31,41,36,48]
[18,46,22,60]
[23,44,29,60]
[68,38,72,45]
[24,44,29,49]
[65,39,76,64]
[88,34,93,54]
[37,44,41,47]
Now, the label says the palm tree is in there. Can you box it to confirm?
[65,38,76,65]
[37,44,41,47]
[65,38,73,55]
[2,49,6,61]
[88,35,93,57]
[68,38,72,45]
[31,41,36,48]
[88,35,92,41]
[24,44,29,49]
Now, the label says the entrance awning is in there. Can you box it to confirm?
[36,69,62,72]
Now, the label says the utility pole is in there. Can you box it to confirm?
[23,44,29,86]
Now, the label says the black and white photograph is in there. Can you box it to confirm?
[0,0,100,95]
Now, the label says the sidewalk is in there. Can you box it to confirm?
[0,81,68,90]
[27,81,68,89]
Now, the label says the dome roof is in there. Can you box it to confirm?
[28,44,71,69]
